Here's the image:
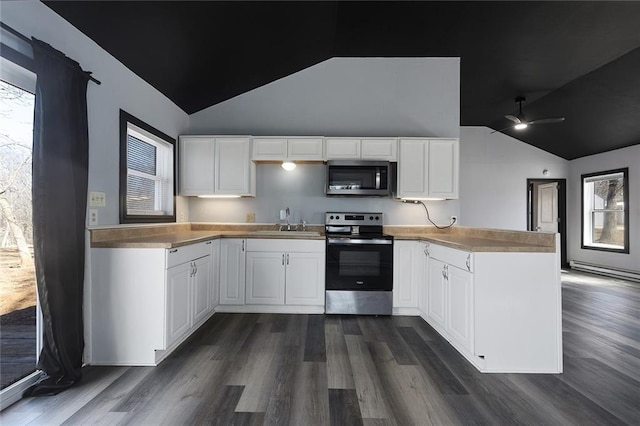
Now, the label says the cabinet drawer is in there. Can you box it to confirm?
[246,238,324,253]
[428,243,473,273]
[166,241,212,268]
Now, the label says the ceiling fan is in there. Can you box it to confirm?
[492,96,565,133]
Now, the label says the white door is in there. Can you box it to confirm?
[192,256,212,325]
[446,266,473,353]
[179,136,215,195]
[427,257,447,330]
[428,139,459,199]
[219,239,246,305]
[285,252,325,305]
[215,137,251,195]
[245,252,286,305]
[397,139,428,198]
[287,138,324,160]
[393,241,420,308]
[210,240,221,309]
[325,138,361,159]
[537,182,558,233]
[166,262,192,347]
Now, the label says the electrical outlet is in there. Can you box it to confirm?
[246,212,256,223]
[450,215,457,224]
[89,209,98,225]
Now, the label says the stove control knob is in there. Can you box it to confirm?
[336,215,340,220]
[369,216,374,221]
[375,216,380,221]
[330,215,334,220]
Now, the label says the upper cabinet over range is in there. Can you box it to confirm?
[325,137,397,161]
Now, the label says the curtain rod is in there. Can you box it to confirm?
[1,22,101,85]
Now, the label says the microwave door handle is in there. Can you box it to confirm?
[375,169,381,189]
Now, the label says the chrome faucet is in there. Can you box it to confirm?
[298,219,307,231]
[286,207,291,231]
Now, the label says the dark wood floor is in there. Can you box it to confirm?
[2,269,639,425]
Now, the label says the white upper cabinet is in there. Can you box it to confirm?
[179,136,215,195]
[252,136,324,161]
[325,138,361,159]
[325,137,397,161]
[179,136,255,197]
[397,138,459,199]
[360,138,398,161]
[215,137,254,195]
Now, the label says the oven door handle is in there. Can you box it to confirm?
[327,238,393,245]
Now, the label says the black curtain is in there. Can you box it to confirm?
[24,39,91,396]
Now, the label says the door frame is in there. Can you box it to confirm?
[527,178,567,268]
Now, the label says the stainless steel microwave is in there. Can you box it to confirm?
[326,160,391,196]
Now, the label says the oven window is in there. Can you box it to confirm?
[340,251,380,276]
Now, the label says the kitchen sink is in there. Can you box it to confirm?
[249,230,321,237]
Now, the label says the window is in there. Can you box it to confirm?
[119,110,175,223]
[581,168,629,253]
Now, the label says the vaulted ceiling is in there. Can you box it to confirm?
[44,1,640,160]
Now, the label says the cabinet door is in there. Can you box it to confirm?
[361,138,397,161]
[393,241,421,308]
[166,262,192,347]
[287,138,324,160]
[447,265,473,352]
[215,137,252,195]
[418,242,430,315]
[325,138,361,159]
[179,136,215,195]
[397,138,429,198]
[192,255,212,326]
[428,139,459,199]
[210,240,221,309]
[252,137,287,160]
[427,257,447,330]
[219,239,246,305]
[285,252,325,305]
[246,251,286,305]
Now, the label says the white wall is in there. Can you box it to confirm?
[459,127,569,230]
[568,144,640,272]
[189,57,460,137]
[1,1,190,226]
[188,57,461,225]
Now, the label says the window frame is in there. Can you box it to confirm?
[580,167,629,253]
[119,109,176,224]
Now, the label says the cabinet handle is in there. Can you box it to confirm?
[242,240,245,252]
[190,262,194,277]
[424,248,430,257]
[466,254,471,271]
[169,248,178,253]
[286,253,289,265]
[206,241,212,245]
[194,262,198,275]
[282,254,285,265]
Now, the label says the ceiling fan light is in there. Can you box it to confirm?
[281,161,296,171]
[514,123,528,130]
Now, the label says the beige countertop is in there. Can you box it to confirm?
[89,223,556,252]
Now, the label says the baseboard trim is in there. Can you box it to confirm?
[569,261,640,282]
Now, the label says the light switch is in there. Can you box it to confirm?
[89,191,106,207]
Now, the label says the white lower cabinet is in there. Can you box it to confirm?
[90,240,216,366]
[243,239,325,310]
[246,251,286,305]
[219,239,246,305]
[393,241,425,314]
[427,246,474,354]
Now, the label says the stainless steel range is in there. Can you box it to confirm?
[325,212,394,315]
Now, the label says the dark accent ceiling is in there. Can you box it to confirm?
[43,1,640,160]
